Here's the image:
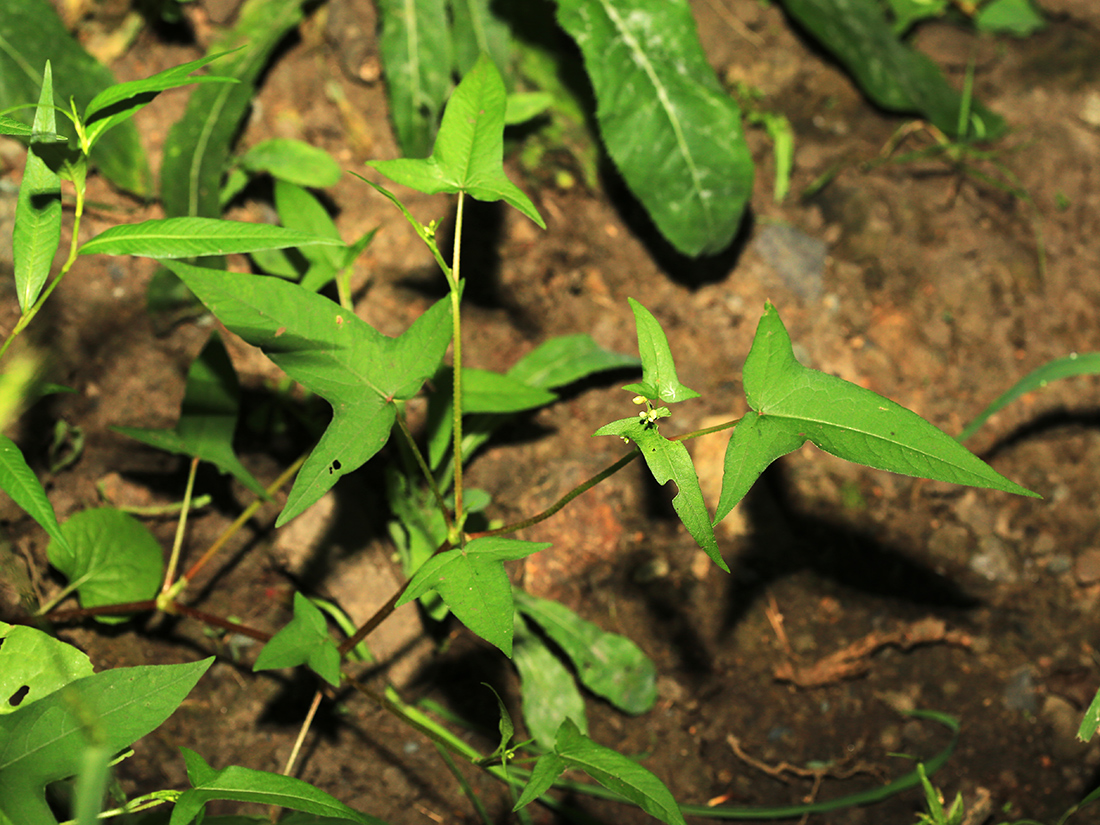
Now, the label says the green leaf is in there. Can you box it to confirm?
[239,139,343,188]
[113,333,267,498]
[0,0,151,195]
[162,262,454,526]
[506,334,640,390]
[376,0,453,158]
[396,537,549,656]
[514,591,656,715]
[462,368,557,413]
[512,613,587,749]
[450,0,513,80]
[714,302,1037,524]
[514,719,686,825]
[83,51,240,151]
[78,217,345,259]
[171,748,383,825]
[595,416,726,571]
[0,114,36,136]
[253,592,341,687]
[0,435,72,556]
[370,53,545,227]
[160,0,306,218]
[0,622,93,714]
[0,658,212,825]
[1079,688,1100,742]
[554,0,753,256]
[883,0,948,35]
[974,0,1045,36]
[13,60,62,313]
[621,299,699,404]
[46,508,164,623]
[958,352,1100,442]
[776,0,1005,139]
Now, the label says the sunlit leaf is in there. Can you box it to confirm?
[253,592,341,687]
[0,435,72,556]
[621,299,698,404]
[0,622,93,715]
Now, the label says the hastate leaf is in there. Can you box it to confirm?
[396,537,549,656]
[621,299,699,404]
[162,262,453,526]
[595,417,727,572]
[370,53,544,227]
[253,592,341,687]
[554,0,753,256]
[715,303,1037,524]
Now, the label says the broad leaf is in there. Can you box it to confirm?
[0,0,151,194]
[513,613,587,749]
[396,537,549,656]
[239,139,342,188]
[0,435,72,556]
[0,658,212,824]
[554,0,753,256]
[162,262,453,526]
[47,508,164,623]
[79,217,345,259]
[595,416,726,572]
[253,592,341,687]
[0,622,93,714]
[172,748,383,825]
[13,60,62,313]
[714,303,1038,524]
[376,0,453,158]
[507,334,640,390]
[975,0,1045,36]
[621,299,699,404]
[114,333,267,498]
[514,719,686,825]
[515,591,656,714]
[370,53,544,227]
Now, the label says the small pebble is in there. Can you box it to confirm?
[1074,548,1100,585]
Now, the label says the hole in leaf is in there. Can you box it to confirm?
[329,459,342,474]
[8,684,29,707]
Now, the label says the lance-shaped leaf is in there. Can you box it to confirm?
[13,60,62,313]
[621,299,699,404]
[0,435,72,556]
[370,53,544,227]
[0,658,212,825]
[162,261,453,526]
[595,416,726,572]
[714,302,1038,525]
[512,613,587,750]
[253,592,341,687]
[514,718,686,825]
[554,0,753,256]
[238,138,343,188]
[114,334,266,498]
[396,537,549,656]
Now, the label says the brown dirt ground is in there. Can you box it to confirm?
[5,1,1100,823]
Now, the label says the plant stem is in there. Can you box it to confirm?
[394,405,451,530]
[450,191,467,542]
[282,688,323,778]
[161,457,199,594]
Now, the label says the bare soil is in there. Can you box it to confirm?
[6,1,1100,823]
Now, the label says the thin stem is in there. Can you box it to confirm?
[671,416,740,442]
[434,742,492,825]
[395,405,451,530]
[282,688,323,777]
[450,192,467,541]
[161,457,199,593]
[338,575,411,656]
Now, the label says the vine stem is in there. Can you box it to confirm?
[449,191,467,542]
[161,457,199,593]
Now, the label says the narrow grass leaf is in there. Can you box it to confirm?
[253,592,341,687]
[397,537,549,656]
[596,416,726,571]
[0,435,72,556]
[79,217,345,259]
[162,262,453,526]
[13,61,61,313]
[958,352,1100,442]
[376,0,453,158]
[554,0,753,256]
[0,658,212,825]
[46,508,164,624]
[512,613,588,749]
[514,591,656,714]
[622,299,698,404]
[507,334,640,390]
[239,139,343,188]
[370,53,545,227]
[0,623,93,714]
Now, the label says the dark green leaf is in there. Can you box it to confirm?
[253,592,341,687]
[396,537,549,655]
[512,613,587,749]
[595,416,726,571]
[78,217,345,259]
[376,0,453,158]
[0,435,72,555]
[554,0,753,256]
[113,333,267,497]
[515,591,656,714]
[507,334,640,390]
[13,60,61,313]
[776,0,1005,138]
[239,139,343,188]
[621,299,698,404]
[0,658,212,824]
[370,53,544,227]
[162,262,453,526]
[0,0,151,194]
[0,622,93,714]
[47,508,164,623]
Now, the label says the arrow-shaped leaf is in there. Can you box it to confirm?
[253,592,341,687]
[396,537,548,656]
[621,299,699,404]
[162,261,453,526]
